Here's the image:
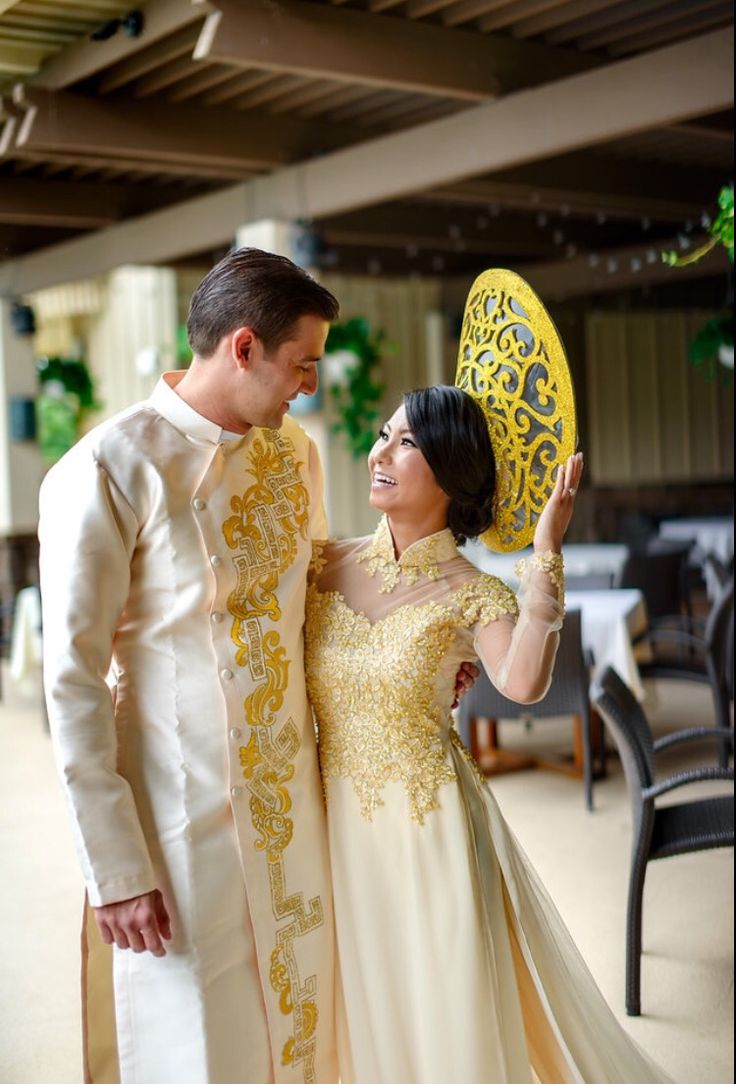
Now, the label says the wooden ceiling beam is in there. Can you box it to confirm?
[194,0,595,101]
[513,0,626,40]
[29,0,212,90]
[9,85,375,171]
[2,27,732,293]
[97,25,201,94]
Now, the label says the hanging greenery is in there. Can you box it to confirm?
[661,186,734,385]
[325,318,385,458]
[661,183,734,268]
[36,356,101,463]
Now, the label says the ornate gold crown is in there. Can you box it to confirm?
[454,269,577,552]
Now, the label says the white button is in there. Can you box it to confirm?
[193,498,206,510]
[211,610,224,623]
[221,668,233,681]
[230,786,242,798]
[229,727,241,740]
[210,554,221,567]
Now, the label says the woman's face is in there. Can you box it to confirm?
[367,403,450,520]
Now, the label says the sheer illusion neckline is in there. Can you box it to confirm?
[355,515,458,593]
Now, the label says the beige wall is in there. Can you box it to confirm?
[318,272,444,538]
[586,311,733,485]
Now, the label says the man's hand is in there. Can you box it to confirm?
[452,661,480,709]
[94,889,172,957]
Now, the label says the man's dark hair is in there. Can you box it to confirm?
[186,248,340,358]
[403,385,496,546]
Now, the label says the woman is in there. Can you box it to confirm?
[305,385,671,1084]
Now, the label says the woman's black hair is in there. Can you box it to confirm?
[403,385,496,546]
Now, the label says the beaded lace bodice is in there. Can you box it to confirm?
[305,517,563,823]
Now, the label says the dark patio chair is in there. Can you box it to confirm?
[456,610,602,811]
[592,667,734,1016]
[637,578,733,769]
[615,543,693,631]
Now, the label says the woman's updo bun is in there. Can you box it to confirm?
[403,385,496,546]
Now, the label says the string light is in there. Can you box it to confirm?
[630,257,642,272]
[536,212,548,227]
[596,211,607,225]
[476,215,488,230]
[641,217,651,230]
[588,254,600,268]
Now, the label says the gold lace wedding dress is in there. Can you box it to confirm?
[305,516,672,1084]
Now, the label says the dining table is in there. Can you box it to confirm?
[658,516,734,565]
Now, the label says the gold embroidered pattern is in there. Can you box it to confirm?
[305,574,517,823]
[355,515,458,593]
[514,550,565,603]
[308,539,329,580]
[223,429,323,1083]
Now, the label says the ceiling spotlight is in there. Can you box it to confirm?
[90,9,143,41]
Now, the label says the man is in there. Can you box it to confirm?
[39,248,340,1084]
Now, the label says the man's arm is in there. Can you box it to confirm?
[39,452,158,910]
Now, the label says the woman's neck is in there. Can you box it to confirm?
[386,512,449,558]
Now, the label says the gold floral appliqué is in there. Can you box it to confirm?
[305,573,517,823]
[514,550,565,603]
[356,515,458,593]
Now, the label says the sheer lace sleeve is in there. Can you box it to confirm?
[471,552,565,704]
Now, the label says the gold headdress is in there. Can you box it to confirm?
[454,269,577,552]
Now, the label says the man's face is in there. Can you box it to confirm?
[246,313,329,429]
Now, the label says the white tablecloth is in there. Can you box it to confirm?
[9,585,43,697]
[565,589,647,700]
[658,517,734,564]
[462,541,629,584]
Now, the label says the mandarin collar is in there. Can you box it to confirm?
[356,515,457,592]
[150,371,248,445]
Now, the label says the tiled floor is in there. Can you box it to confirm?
[0,663,732,1084]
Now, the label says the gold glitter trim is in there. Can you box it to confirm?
[455,269,577,552]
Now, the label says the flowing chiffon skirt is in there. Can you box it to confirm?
[327,734,673,1084]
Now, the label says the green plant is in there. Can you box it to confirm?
[37,355,100,410]
[36,356,101,463]
[688,315,733,381]
[326,318,385,458]
[662,184,734,267]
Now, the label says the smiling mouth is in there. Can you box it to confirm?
[372,472,397,487]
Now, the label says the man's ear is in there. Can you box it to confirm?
[231,326,258,370]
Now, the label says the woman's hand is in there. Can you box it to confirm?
[533,452,584,553]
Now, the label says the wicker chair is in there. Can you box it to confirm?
[592,666,734,1016]
[614,543,693,630]
[456,610,602,811]
[637,578,733,769]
